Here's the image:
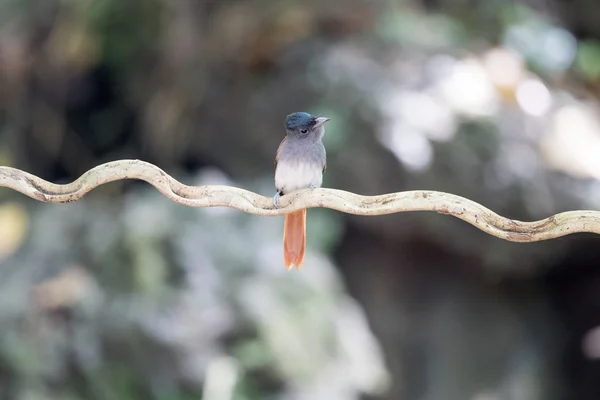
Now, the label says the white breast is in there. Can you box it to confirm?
[275,160,323,194]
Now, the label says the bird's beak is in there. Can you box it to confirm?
[314,117,330,128]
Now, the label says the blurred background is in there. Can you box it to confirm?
[2,0,600,399]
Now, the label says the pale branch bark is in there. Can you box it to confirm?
[0,159,599,241]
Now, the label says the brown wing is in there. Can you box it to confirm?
[275,136,287,169]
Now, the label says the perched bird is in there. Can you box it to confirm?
[273,112,330,270]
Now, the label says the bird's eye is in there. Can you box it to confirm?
[300,129,308,134]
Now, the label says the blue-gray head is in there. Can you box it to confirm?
[285,112,330,139]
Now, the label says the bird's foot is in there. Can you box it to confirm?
[309,184,318,190]
[272,191,282,208]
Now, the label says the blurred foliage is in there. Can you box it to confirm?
[576,40,600,81]
[3,0,600,399]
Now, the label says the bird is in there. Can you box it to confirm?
[273,112,330,270]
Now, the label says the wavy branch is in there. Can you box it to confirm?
[0,159,599,242]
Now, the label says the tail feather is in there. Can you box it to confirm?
[283,209,306,270]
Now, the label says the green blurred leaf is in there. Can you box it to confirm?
[376,11,468,48]
[576,40,600,80]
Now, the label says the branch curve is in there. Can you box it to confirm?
[1,159,599,242]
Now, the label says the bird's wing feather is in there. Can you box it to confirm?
[275,136,287,169]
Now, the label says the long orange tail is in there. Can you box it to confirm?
[283,209,306,270]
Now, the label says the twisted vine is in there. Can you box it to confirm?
[0,159,599,242]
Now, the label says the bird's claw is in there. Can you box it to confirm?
[309,184,318,190]
[272,191,281,208]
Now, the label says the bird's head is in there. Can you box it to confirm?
[285,112,330,139]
